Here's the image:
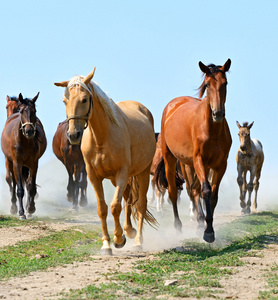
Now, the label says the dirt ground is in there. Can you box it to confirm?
[0,200,277,300]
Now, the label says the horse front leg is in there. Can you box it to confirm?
[237,165,248,214]
[26,163,38,219]
[13,163,25,220]
[246,168,256,214]
[252,167,262,213]
[123,182,137,240]
[193,154,214,243]
[110,170,129,249]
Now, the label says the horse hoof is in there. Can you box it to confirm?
[10,205,18,215]
[133,244,143,251]
[27,213,33,219]
[79,198,88,207]
[19,215,26,221]
[100,248,113,256]
[203,231,215,243]
[69,206,78,213]
[174,220,183,233]
[113,235,126,249]
[125,228,137,239]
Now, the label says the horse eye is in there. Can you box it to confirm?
[82,98,87,104]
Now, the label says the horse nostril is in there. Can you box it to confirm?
[67,130,82,144]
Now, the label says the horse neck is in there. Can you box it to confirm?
[202,96,225,135]
[87,92,112,141]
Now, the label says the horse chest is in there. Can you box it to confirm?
[239,154,254,169]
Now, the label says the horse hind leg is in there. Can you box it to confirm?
[123,182,137,239]
[133,166,157,250]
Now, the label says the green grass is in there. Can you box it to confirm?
[0,224,103,280]
[61,211,278,299]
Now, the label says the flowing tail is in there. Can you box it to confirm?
[153,158,185,193]
[127,176,159,229]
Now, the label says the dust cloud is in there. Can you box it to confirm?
[0,158,277,253]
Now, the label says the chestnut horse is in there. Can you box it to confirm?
[1,93,47,219]
[52,120,88,210]
[54,68,157,255]
[155,59,232,243]
[236,121,264,214]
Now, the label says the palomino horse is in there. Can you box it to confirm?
[52,120,88,211]
[236,121,264,214]
[155,59,232,243]
[54,68,157,255]
[1,93,47,219]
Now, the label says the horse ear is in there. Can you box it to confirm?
[83,67,96,85]
[54,81,69,87]
[221,59,231,73]
[18,93,24,102]
[248,121,254,130]
[6,95,10,102]
[236,121,241,129]
[199,61,211,75]
[31,92,40,103]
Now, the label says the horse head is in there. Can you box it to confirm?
[199,59,231,123]
[236,121,254,152]
[54,68,96,145]
[6,96,19,117]
[18,92,39,139]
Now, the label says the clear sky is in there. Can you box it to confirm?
[1,1,278,205]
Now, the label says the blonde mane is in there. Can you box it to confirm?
[64,75,120,126]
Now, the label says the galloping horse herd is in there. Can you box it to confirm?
[1,59,265,255]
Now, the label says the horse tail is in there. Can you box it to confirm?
[153,158,185,193]
[128,176,159,229]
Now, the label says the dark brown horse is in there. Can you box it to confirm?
[155,59,232,243]
[52,120,88,211]
[1,93,47,219]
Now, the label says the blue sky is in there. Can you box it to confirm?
[1,1,278,205]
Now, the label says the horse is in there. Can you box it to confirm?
[52,120,88,211]
[54,68,157,255]
[149,133,167,212]
[1,93,47,219]
[3,96,20,210]
[149,133,184,212]
[6,95,19,117]
[154,59,232,243]
[236,121,264,214]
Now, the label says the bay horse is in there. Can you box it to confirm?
[52,120,88,211]
[236,121,264,214]
[54,68,157,255]
[1,93,47,219]
[155,59,232,243]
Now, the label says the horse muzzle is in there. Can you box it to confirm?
[21,123,36,139]
[67,130,83,145]
[212,109,225,123]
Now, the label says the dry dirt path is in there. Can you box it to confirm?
[0,202,276,299]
